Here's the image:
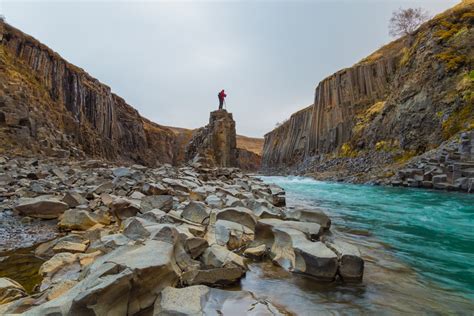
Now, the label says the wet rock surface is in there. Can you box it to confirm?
[0,156,364,314]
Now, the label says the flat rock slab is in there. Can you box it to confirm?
[154,285,287,316]
[15,195,69,219]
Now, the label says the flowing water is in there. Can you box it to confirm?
[238,176,474,315]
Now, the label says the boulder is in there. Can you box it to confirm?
[140,195,173,213]
[243,244,267,258]
[326,240,364,281]
[181,267,244,286]
[215,220,254,250]
[62,192,88,208]
[110,198,141,220]
[15,195,69,219]
[154,285,286,316]
[256,221,338,280]
[39,252,78,277]
[216,207,257,231]
[201,244,246,269]
[181,201,210,224]
[53,241,88,254]
[141,182,169,195]
[26,240,179,315]
[0,278,26,305]
[58,209,105,231]
[284,209,331,230]
[205,194,222,208]
[185,237,209,259]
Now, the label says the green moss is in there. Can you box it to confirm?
[469,70,474,81]
[436,49,466,72]
[434,20,462,41]
[399,47,410,67]
[339,143,358,158]
[395,150,417,164]
[442,101,474,139]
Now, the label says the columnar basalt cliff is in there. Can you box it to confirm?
[185,109,238,167]
[0,22,179,165]
[262,1,474,190]
[0,22,264,169]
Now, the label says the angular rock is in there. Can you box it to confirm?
[181,201,210,224]
[216,207,257,231]
[154,285,286,316]
[58,209,103,231]
[243,244,267,258]
[62,192,88,208]
[53,241,88,254]
[110,198,141,220]
[27,240,179,315]
[185,237,209,259]
[140,195,173,213]
[15,195,69,219]
[326,240,364,281]
[181,267,244,286]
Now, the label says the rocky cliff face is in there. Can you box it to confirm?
[0,22,182,166]
[0,22,263,169]
[185,110,237,167]
[262,1,474,186]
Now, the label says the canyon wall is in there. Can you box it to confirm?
[263,1,474,175]
[0,22,263,169]
[0,22,178,165]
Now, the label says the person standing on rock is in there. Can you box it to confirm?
[218,89,227,110]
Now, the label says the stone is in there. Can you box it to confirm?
[216,207,257,231]
[93,181,114,194]
[284,209,331,230]
[27,240,179,315]
[15,195,69,219]
[110,198,141,220]
[244,244,267,258]
[62,192,88,208]
[185,237,209,259]
[53,241,88,253]
[112,167,131,178]
[39,252,78,276]
[141,182,168,195]
[140,209,171,223]
[153,285,210,315]
[205,194,222,208]
[326,240,364,282]
[58,209,101,231]
[129,191,146,200]
[181,201,210,224]
[140,195,173,213]
[215,220,254,250]
[181,267,244,286]
[154,286,286,316]
[47,280,78,301]
[201,244,246,269]
[0,278,27,305]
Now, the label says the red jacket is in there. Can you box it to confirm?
[218,90,227,99]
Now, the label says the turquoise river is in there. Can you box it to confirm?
[236,176,474,315]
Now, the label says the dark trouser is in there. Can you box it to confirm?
[219,97,224,110]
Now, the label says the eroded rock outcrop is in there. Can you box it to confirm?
[186,109,237,167]
[0,22,180,165]
[262,2,474,190]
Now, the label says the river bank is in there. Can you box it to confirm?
[0,157,363,314]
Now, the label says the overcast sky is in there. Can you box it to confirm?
[1,0,458,137]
